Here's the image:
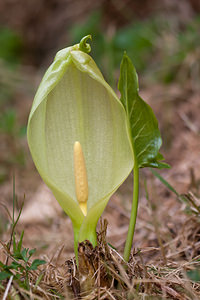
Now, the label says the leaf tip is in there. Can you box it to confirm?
[79,35,92,54]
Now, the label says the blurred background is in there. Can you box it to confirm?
[0,0,200,259]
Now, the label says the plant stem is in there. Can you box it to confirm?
[73,225,80,264]
[123,162,139,262]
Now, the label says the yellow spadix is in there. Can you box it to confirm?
[73,141,88,216]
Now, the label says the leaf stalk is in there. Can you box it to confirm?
[123,161,139,262]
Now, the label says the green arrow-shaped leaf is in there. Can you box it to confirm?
[118,53,169,169]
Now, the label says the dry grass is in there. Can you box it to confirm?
[1,198,200,300]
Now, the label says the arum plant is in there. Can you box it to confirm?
[27,36,134,258]
[118,53,170,262]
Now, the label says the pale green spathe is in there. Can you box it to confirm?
[27,40,134,248]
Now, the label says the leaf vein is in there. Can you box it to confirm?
[133,123,148,142]
[131,111,142,130]
[137,142,153,160]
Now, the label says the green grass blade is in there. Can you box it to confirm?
[151,168,179,197]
